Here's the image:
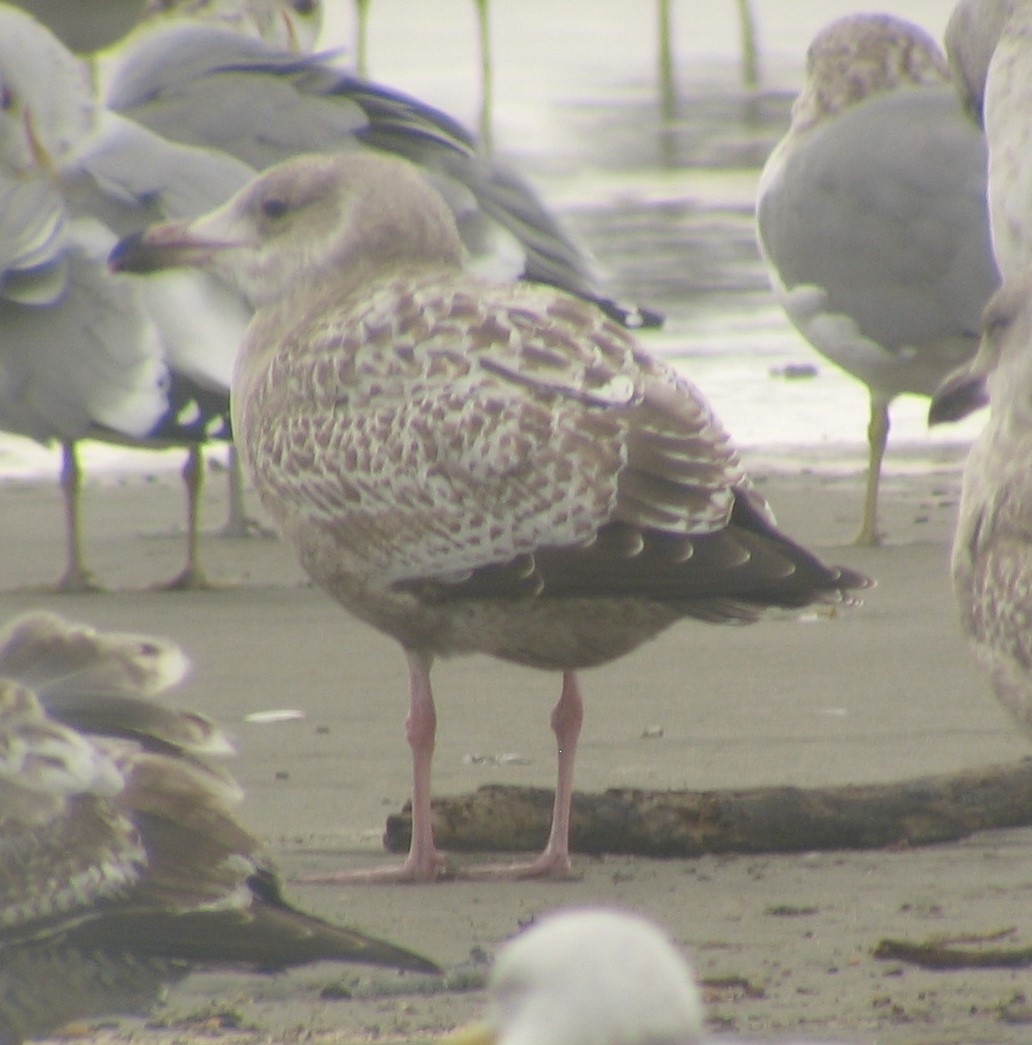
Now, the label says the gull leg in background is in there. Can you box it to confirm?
[857,393,891,547]
[160,446,211,591]
[472,0,493,152]
[56,441,101,594]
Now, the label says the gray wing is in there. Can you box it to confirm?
[0,175,69,306]
[758,87,999,393]
[0,10,240,448]
[0,215,171,443]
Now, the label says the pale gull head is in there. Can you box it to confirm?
[483,909,704,1045]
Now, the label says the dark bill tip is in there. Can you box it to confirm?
[108,230,161,274]
[928,371,989,426]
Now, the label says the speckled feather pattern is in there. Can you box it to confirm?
[952,278,1032,735]
[116,153,867,670]
[790,12,950,133]
[230,262,857,665]
[0,612,439,1040]
[240,272,745,584]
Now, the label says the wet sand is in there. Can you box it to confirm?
[4,440,1032,1045]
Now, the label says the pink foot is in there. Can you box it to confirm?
[298,850,454,884]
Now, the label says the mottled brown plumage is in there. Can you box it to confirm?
[0,612,438,1044]
[111,151,870,880]
[938,275,1032,737]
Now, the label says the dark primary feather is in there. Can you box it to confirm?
[0,612,439,1045]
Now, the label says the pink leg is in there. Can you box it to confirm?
[535,669,584,873]
[401,649,448,877]
[301,649,450,883]
[462,670,584,881]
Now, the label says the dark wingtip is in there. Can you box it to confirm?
[835,564,875,593]
[597,298,665,330]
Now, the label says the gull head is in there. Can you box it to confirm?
[445,908,704,1045]
[109,151,465,308]
[790,13,950,132]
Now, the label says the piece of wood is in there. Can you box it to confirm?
[874,932,1032,970]
[383,760,1032,857]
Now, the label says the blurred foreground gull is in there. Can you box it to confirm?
[0,610,439,1044]
[441,907,850,1045]
[444,908,706,1045]
[756,13,998,545]
[933,276,1032,737]
[111,152,870,882]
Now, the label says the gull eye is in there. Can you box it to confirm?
[261,198,289,220]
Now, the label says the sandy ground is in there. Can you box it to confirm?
[4,441,1032,1045]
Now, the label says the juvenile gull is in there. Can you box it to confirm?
[933,277,1032,737]
[756,13,998,545]
[0,611,439,1043]
[111,151,870,882]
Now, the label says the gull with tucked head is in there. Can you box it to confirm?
[112,151,870,882]
[757,13,998,544]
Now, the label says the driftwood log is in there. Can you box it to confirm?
[383,759,1032,857]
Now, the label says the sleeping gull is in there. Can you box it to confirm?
[111,151,870,882]
[0,610,439,1044]
[756,13,998,545]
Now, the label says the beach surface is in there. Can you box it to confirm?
[4,440,1032,1045]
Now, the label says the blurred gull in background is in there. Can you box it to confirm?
[0,1,255,589]
[1,0,652,590]
[756,13,997,545]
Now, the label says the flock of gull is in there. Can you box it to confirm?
[5,0,1032,1041]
